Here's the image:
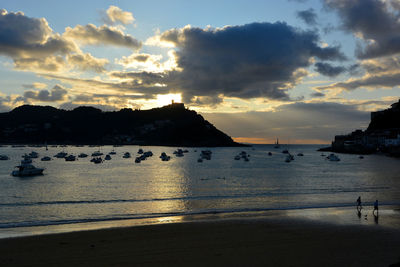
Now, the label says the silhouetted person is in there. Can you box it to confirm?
[356,196,362,211]
[373,199,379,216]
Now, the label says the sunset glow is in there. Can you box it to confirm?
[156,93,182,107]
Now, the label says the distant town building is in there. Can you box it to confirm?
[330,99,400,154]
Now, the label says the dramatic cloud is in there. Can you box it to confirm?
[0,9,77,58]
[64,24,141,49]
[204,101,370,143]
[116,53,163,71]
[23,84,68,102]
[41,73,170,96]
[102,6,134,25]
[296,8,318,25]
[14,55,66,72]
[314,62,347,77]
[319,71,400,91]
[324,0,400,59]
[319,55,400,90]
[0,9,78,72]
[67,53,108,72]
[143,22,345,103]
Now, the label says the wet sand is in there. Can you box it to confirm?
[1,209,400,267]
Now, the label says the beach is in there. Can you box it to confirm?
[1,208,400,267]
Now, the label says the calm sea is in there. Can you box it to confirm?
[0,145,399,235]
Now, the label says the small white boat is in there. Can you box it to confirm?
[12,164,44,177]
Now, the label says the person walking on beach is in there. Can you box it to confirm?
[373,200,379,215]
[356,196,362,210]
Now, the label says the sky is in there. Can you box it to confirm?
[0,0,399,144]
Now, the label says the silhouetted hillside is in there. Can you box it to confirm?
[0,103,244,147]
[320,99,400,155]
[367,100,400,131]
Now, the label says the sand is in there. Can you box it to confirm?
[0,214,400,267]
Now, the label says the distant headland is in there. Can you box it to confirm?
[320,99,400,156]
[0,102,246,147]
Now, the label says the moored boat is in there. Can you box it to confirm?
[0,155,9,160]
[11,164,44,177]
[65,155,76,161]
[326,153,340,161]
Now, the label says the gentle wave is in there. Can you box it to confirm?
[0,187,391,207]
[0,202,398,229]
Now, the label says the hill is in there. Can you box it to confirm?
[320,99,400,155]
[0,103,244,147]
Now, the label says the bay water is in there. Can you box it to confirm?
[0,144,399,235]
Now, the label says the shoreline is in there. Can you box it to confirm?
[1,205,400,239]
[1,207,400,266]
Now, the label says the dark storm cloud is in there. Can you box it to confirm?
[204,101,370,142]
[296,8,318,25]
[151,22,345,103]
[0,9,77,58]
[23,84,68,102]
[314,62,347,77]
[324,0,400,59]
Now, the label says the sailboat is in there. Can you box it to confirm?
[274,138,280,149]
